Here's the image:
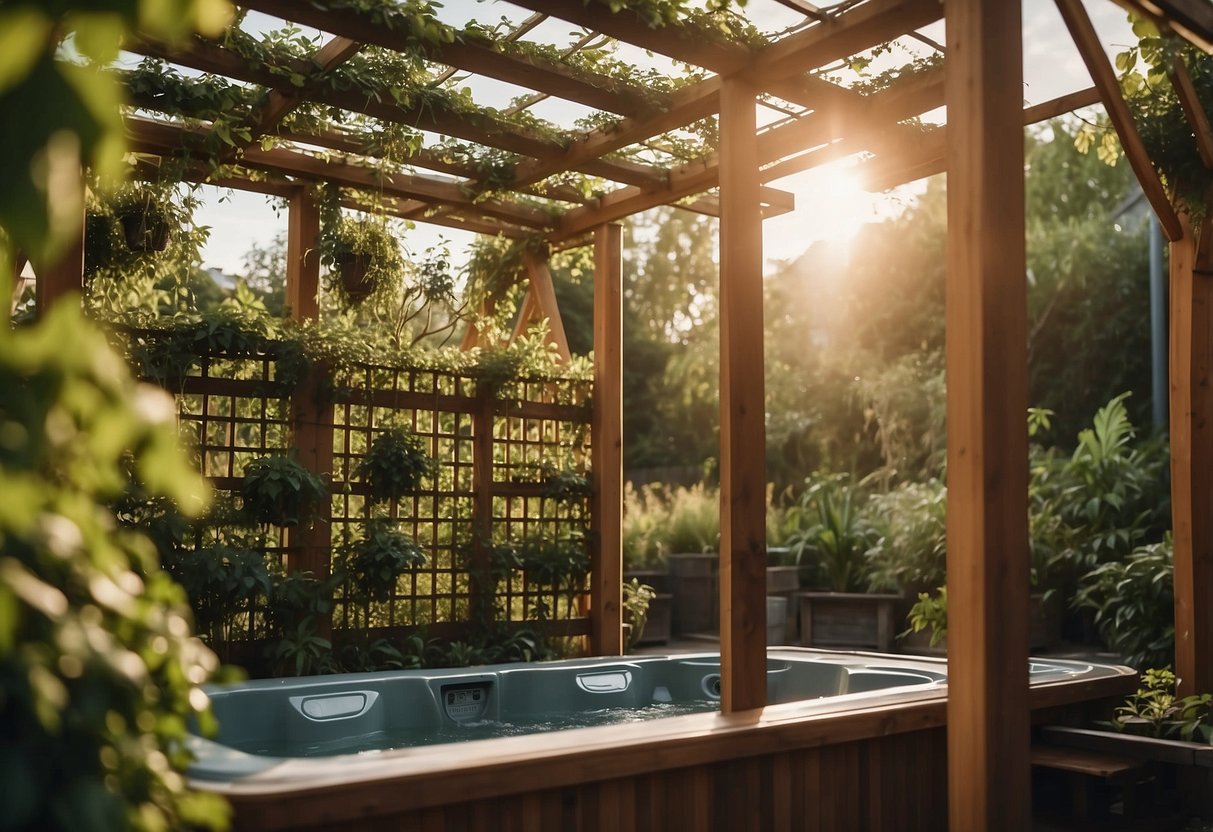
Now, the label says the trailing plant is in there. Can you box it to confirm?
[0,299,230,831]
[357,426,436,502]
[1074,538,1175,669]
[240,452,329,528]
[623,579,657,652]
[1110,668,1213,742]
[345,519,426,602]
[320,216,405,305]
[786,473,881,593]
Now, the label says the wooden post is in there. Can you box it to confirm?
[718,77,767,714]
[944,1,1031,830]
[286,186,321,319]
[285,186,333,606]
[34,208,85,317]
[522,250,572,363]
[1169,213,1213,697]
[591,223,624,655]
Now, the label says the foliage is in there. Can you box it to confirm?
[519,531,590,590]
[905,586,948,648]
[1111,668,1213,743]
[0,0,231,267]
[239,452,329,528]
[623,579,657,652]
[0,301,229,830]
[786,473,881,593]
[356,426,435,503]
[1075,539,1175,670]
[344,519,426,602]
[1031,394,1171,587]
[1097,19,1213,216]
[163,544,271,647]
[865,479,948,594]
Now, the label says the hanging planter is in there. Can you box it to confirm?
[321,216,403,305]
[334,248,375,300]
[117,209,171,253]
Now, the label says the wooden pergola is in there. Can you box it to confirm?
[30,0,1213,828]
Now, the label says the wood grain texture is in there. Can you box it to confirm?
[1169,213,1213,697]
[718,77,767,714]
[944,0,1032,829]
[285,187,320,321]
[591,224,624,655]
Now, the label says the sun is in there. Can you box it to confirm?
[764,160,876,266]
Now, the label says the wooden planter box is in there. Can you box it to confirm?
[667,552,717,635]
[798,592,900,652]
[634,593,673,646]
[623,568,672,596]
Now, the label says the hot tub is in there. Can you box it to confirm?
[187,648,1123,783]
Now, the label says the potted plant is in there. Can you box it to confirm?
[789,473,900,651]
[344,519,426,602]
[112,186,172,253]
[356,425,436,502]
[321,217,403,303]
[661,484,720,636]
[623,578,658,652]
[240,452,329,528]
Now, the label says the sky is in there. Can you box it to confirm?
[183,0,1137,276]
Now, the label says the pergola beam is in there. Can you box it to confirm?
[944,1,1031,830]
[240,0,659,118]
[1055,0,1183,241]
[717,76,767,715]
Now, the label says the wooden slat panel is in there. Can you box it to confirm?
[1169,212,1213,697]
[591,224,623,656]
[944,1,1031,831]
[1055,0,1184,241]
[717,77,767,714]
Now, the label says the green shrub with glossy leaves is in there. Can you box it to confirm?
[0,300,228,831]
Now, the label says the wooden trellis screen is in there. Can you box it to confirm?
[155,336,593,651]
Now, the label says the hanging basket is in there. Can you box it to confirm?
[336,251,376,300]
[118,211,171,253]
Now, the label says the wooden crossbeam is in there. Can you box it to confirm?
[240,0,657,118]
[1055,0,1183,241]
[1170,57,1213,169]
[124,117,539,233]
[125,37,672,192]
[241,36,363,154]
[857,86,1104,192]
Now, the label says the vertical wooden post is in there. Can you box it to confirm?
[591,223,624,655]
[34,207,85,317]
[286,186,332,592]
[1169,213,1213,697]
[286,186,321,319]
[718,77,767,714]
[945,1,1031,830]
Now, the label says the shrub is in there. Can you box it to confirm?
[866,478,948,594]
[345,519,426,602]
[1075,538,1174,669]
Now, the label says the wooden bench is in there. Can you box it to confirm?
[1031,739,1151,827]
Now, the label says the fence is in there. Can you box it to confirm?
[132,328,594,662]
